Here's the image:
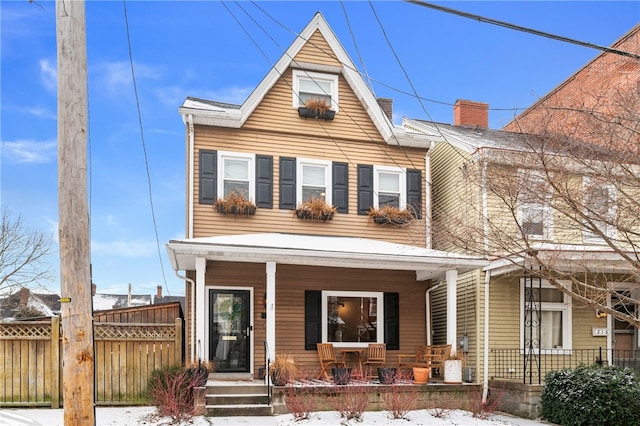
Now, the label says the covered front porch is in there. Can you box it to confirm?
[166,233,487,380]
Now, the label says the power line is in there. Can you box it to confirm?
[404,0,640,61]
[122,0,169,293]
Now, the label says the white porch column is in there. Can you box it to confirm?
[195,257,206,361]
[266,262,276,363]
[446,269,458,356]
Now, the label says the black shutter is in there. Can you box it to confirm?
[384,292,399,350]
[199,150,217,204]
[357,164,373,215]
[407,169,422,219]
[279,157,296,210]
[305,290,322,350]
[332,162,349,213]
[255,155,273,209]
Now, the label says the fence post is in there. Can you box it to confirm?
[51,317,60,408]
[175,318,183,365]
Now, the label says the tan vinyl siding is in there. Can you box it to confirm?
[191,73,427,247]
[202,262,428,375]
[293,30,343,68]
[488,275,521,349]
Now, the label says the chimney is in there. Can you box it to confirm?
[453,99,489,128]
[377,97,393,121]
[156,285,163,299]
[19,288,30,306]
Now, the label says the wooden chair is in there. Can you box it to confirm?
[397,345,429,369]
[316,343,345,380]
[427,344,451,377]
[363,343,386,379]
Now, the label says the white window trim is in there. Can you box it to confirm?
[321,290,384,348]
[292,70,339,112]
[582,176,617,244]
[296,158,332,205]
[606,282,640,349]
[520,279,572,353]
[517,169,553,240]
[217,151,256,202]
[373,165,406,209]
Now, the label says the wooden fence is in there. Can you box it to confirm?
[0,317,183,407]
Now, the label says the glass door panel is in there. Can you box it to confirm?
[209,289,250,372]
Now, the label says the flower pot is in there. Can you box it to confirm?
[332,367,351,385]
[412,367,430,384]
[378,367,397,384]
[444,359,463,384]
[297,106,335,120]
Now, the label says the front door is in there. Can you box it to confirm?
[209,289,251,373]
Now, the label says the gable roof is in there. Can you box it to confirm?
[166,233,488,281]
[178,12,428,148]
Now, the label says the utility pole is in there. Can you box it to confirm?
[56,0,95,424]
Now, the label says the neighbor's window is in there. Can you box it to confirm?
[374,166,406,209]
[583,177,616,243]
[292,70,339,111]
[322,291,383,348]
[517,169,553,239]
[297,158,332,204]
[218,151,255,200]
[521,279,572,351]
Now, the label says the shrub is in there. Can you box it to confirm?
[467,382,504,420]
[147,365,200,422]
[328,382,371,421]
[381,369,418,420]
[282,374,318,422]
[541,364,640,426]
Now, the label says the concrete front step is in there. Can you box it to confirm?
[206,384,268,395]
[206,403,274,417]
[207,393,270,406]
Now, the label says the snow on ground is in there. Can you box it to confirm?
[0,406,553,426]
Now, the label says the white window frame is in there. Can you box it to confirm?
[292,70,339,112]
[582,176,617,243]
[520,279,572,353]
[296,158,332,205]
[517,169,553,240]
[321,290,384,348]
[217,151,255,201]
[373,166,406,209]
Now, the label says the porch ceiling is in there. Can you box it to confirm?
[166,233,488,281]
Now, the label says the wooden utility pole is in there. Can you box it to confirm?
[56,0,95,424]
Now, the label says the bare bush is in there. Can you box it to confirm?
[467,383,504,420]
[282,373,318,422]
[328,382,371,421]
[147,365,202,422]
[381,369,418,420]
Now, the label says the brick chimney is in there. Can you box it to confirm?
[19,288,30,306]
[453,99,489,128]
[377,97,393,121]
[156,285,163,299]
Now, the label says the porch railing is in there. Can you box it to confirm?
[491,348,640,384]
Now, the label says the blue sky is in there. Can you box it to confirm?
[1,1,638,298]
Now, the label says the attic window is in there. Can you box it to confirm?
[293,70,338,112]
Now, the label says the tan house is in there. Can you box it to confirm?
[165,13,486,380]
[404,98,640,415]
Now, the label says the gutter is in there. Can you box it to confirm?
[170,248,196,363]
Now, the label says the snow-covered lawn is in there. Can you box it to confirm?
[0,406,553,426]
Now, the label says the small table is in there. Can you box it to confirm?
[341,349,364,376]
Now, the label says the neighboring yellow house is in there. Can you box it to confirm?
[165,13,486,380]
[405,101,639,396]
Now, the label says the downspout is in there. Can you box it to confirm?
[424,142,435,249]
[187,114,195,239]
[170,249,197,364]
[425,283,442,346]
[482,269,491,404]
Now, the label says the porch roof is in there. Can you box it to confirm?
[166,233,488,281]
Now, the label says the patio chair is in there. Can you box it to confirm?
[363,343,386,379]
[316,343,346,380]
[428,344,451,377]
[397,345,430,369]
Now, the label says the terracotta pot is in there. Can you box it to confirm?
[412,367,430,384]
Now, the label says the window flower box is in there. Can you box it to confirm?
[213,192,257,216]
[295,197,337,221]
[297,98,335,120]
[368,205,414,226]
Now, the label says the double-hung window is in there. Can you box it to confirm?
[520,279,572,352]
[297,158,332,204]
[292,70,339,112]
[517,169,553,239]
[218,151,255,200]
[322,291,383,348]
[583,177,616,243]
[374,166,406,209]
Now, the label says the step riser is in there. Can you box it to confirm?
[207,395,270,405]
[207,385,268,395]
[206,406,273,417]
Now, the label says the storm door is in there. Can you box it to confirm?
[209,289,251,373]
